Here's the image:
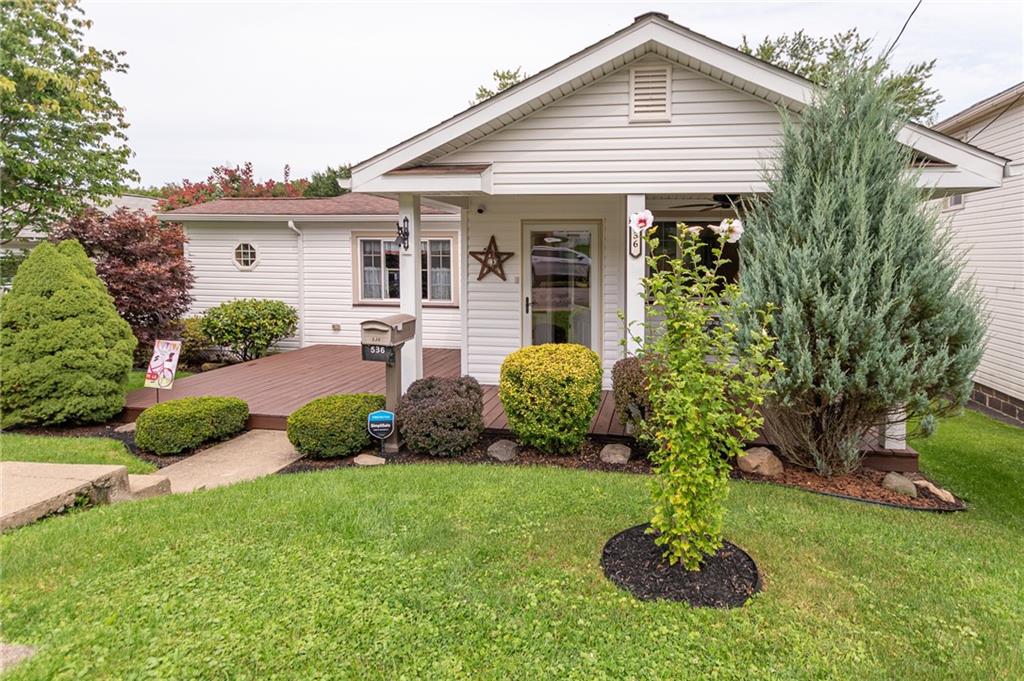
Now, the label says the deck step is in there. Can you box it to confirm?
[125,474,171,500]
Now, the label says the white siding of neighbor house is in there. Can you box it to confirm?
[463,195,626,387]
[934,100,1024,401]
[439,55,783,194]
[183,220,463,351]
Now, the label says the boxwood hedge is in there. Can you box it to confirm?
[134,396,249,455]
[499,343,602,454]
[287,394,385,458]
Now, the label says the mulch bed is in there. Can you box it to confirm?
[734,463,966,512]
[276,434,654,476]
[601,524,760,607]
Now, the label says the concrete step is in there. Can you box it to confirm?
[1,462,130,531]
[126,474,171,500]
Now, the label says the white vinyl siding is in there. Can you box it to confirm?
[439,55,782,194]
[184,224,301,350]
[463,195,625,388]
[934,99,1024,401]
[184,220,463,351]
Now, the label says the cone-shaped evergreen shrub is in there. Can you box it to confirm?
[1,240,136,428]
[738,64,984,475]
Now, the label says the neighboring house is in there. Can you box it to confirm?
[342,12,1009,393]
[932,82,1024,425]
[1,193,158,288]
[159,193,463,350]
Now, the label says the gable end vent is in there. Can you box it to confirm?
[629,65,672,122]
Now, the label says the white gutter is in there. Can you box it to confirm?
[287,220,305,348]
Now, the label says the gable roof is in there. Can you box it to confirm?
[158,192,457,220]
[350,12,1007,194]
[933,81,1024,133]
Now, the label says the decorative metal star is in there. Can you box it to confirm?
[469,235,514,281]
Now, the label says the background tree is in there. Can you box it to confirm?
[1,0,136,243]
[304,164,350,197]
[737,63,983,476]
[157,163,308,211]
[1,240,136,428]
[51,208,193,358]
[739,29,941,122]
[473,67,526,104]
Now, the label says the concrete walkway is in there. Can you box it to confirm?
[158,429,301,493]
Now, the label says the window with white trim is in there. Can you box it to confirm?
[233,242,258,270]
[358,237,453,303]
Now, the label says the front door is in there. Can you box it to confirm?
[523,222,598,348]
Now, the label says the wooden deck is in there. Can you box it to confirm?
[122,344,915,470]
[122,344,628,437]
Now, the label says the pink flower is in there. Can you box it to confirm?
[712,218,744,243]
[629,209,655,232]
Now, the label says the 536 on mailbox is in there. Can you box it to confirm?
[361,344,395,363]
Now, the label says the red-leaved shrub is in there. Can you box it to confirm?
[52,207,193,358]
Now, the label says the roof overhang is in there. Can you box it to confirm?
[933,81,1024,133]
[157,213,457,223]
[349,12,1009,197]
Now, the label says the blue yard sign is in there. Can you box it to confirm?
[367,410,396,441]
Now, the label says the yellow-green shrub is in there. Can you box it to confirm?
[498,344,602,454]
[135,396,248,455]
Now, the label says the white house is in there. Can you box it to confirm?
[165,12,1011,413]
[932,82,1024,425]
[161,193,463,350]
[342,12,1008,396]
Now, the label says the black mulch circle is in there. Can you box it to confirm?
[601,524,761,608]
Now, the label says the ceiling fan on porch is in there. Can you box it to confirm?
[668,194,741,212]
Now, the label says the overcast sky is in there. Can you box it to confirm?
[81,0,1023,187]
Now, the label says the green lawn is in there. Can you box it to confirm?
[0,433,156,474]
[1,412,1021,679]
[126,368,193,392]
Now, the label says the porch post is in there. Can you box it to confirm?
[624,194,647,354]
[398,193,423,392]
[878,410,908,450]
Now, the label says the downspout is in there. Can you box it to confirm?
[287,220,305,347]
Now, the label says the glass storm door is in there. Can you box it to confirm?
[524,225,596,348]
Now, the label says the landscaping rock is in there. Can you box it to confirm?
[114,421,136,433]
[200,362,227,372]
[914,479,956,504]
[0,642,36,673]
[737,447,784,478]
[353,454,386,466]
[600,443,632,464]
[882,472,917,498]
[487,439,519,462]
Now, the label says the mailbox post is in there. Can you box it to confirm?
[360,314,416,453]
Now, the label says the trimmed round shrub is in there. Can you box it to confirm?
[134,396,249,455]
[177,316,218,368]
[400,376,484,456]
[0,240,136,428]
[612,356,655,448]
[499,343,602,454]
[287,394,385,458]
[200,298,298,362]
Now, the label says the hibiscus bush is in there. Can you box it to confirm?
[635,219,779,570]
